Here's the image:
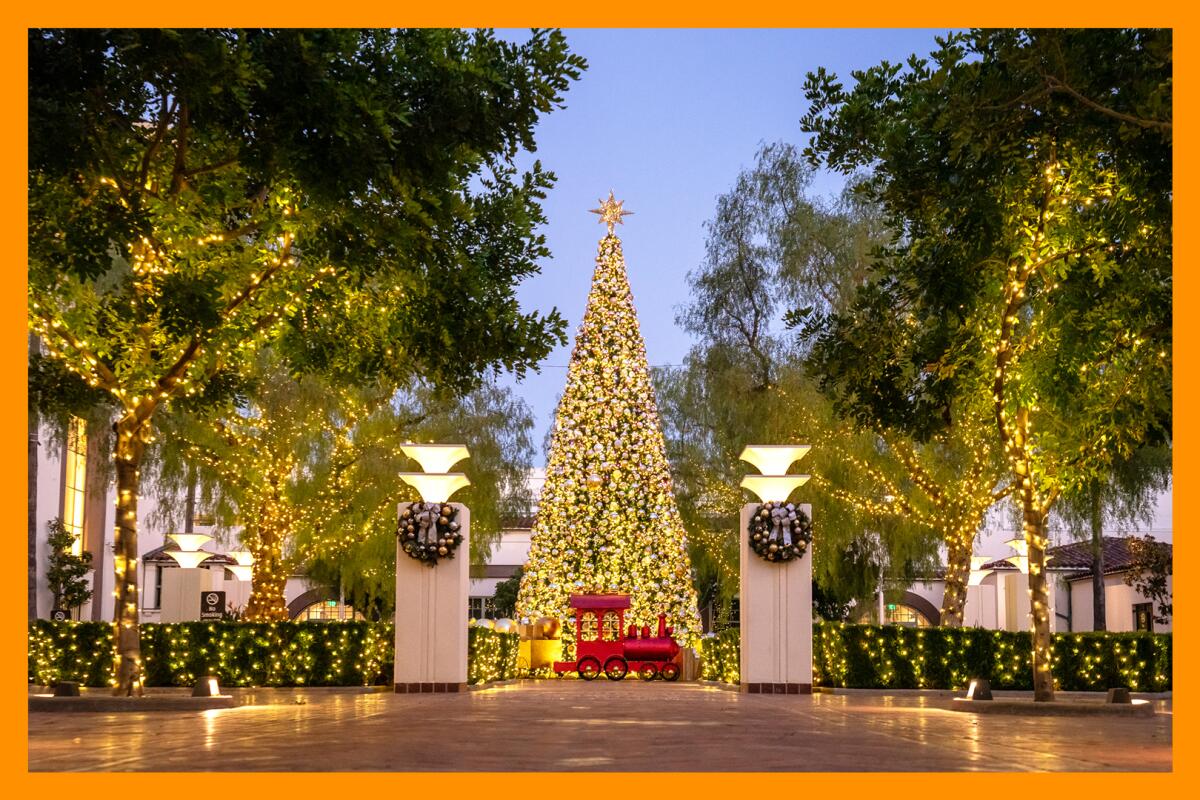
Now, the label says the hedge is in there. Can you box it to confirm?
[468,627,521,685]
[699,622,1172,692]
[29,620,520,688]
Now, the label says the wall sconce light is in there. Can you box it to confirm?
[968,555,994,586]
[738,445,812,476]
[398,443,471,502]
[227,565,254,582]
[738,444,811,502]
[398,472,472,503]
[739,474,810,503]
[167,533,214,568]
[400,443,470,474]
[1003,537,1030,574]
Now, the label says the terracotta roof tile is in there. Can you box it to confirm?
[979,536,1170,576]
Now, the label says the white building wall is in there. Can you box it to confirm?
[32,423,118,622]
[33,427,63,620]
[906,580,943,616]
[1068,574,1173,633]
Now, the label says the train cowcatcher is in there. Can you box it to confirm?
[552,593,682,681]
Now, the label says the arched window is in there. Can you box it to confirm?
[884,604,931,627]
[580,611,599,641]
[601,611,621,641]
[295,600,364,622]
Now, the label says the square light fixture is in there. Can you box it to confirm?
[192,675,222,697]
[966,678,992,700]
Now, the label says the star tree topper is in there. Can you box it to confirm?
[589,191,633,234]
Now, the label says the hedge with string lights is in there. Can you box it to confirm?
[30,620,521,688]
[698,623,1171,691]
[467,627,521,685]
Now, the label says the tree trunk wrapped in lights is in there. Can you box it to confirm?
[518,198,703,653]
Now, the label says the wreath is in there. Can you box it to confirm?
[747,501,812,563]
[398,502,463,566]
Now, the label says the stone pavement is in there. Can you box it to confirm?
[28,681,1172,772]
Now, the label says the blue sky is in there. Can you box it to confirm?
[495,28,950,459]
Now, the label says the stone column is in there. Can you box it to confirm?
[738,502,812,694]
[394,504,469,693]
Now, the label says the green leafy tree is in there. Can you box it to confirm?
[660,143,1005,626]
[299,381,539,617]
[801,28,1171,699]
[492,566,524,619]
[1056,445,1171,630]
[45,518,94,614]
[1123,534,1172,625]
[150,349,539,621]
[29,28,583,693]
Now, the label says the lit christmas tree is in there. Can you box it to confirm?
[518,193,702,651]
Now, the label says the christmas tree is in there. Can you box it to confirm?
[517,193,702,650]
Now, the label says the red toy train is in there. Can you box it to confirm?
[552,593,682,681]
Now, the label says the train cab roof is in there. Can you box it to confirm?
[568,593,631,611]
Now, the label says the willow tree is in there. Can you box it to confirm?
[659,142,1005,626]
[802,28,1171,699]
[298,381,538,618]
[1055,445,1171,630]
[29,28,583,693]
[152,356,537,621]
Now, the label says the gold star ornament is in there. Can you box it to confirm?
[589,191,633,234]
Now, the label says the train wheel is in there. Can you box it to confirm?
[578,657,601,681]
[604,657,628,681]
[639,664,659,681]
[660,663,681,682]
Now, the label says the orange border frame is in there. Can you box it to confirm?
[2,4,1191,795]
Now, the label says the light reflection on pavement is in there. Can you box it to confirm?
[28,682,1172,772]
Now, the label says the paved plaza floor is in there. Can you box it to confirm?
[28,681,1172,772]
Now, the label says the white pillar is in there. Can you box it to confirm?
[159,567,222,622]
[394,503,469,693]
[738,503,813,694]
